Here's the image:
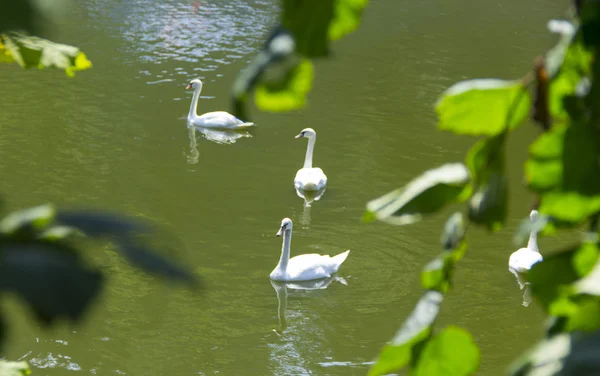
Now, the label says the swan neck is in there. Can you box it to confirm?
[303,136,315,169]
[527,228,539,253]
[277,228,292,271]
[189,84,202,119]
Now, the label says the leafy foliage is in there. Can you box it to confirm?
[232,0,369,118]
[0,33,92,76]
[0,204,197,350]
[365,1,600,375]
[0,360,31,376]
[365,164,470,225]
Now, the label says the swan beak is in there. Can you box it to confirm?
[185,84,192,90]
[276,228,282,237]
[294,133,303,139]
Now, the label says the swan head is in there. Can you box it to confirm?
[276,218,293,237]
[295,128,316,139]
[186,79,203,90]
[530,209,539,222]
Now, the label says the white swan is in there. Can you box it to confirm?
[186,79,255,129]
[270,218,349,282]
[294,128,327,191]
[509,210,543,277]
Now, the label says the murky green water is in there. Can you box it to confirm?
[0,0,572,374]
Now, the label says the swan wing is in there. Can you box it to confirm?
[285,253,339,281]
[194,111,255,129]
[294,168,328,191]
[509,248,543,273]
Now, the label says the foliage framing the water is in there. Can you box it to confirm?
[232,0,368,119]
[366,1,600,375]
[0,0,92,76]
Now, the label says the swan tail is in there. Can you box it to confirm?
[331,250,350,270]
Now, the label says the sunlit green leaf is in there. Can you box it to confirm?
[413,326,479,376]
[281,0,334,58]
[0,204,55,235]
[255,58,314,112]
[421,253,453,293]
[435,79,532,136]
[328,0,369,41]
[526,123,600,224]
[2,33,92,76]
[573,242,599,277]
[365,163,471,226]
[0,360,31,376]
[369,291,443,376]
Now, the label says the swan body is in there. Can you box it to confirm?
[186,79,255,129]
[270,218,349,282]
[294,128,327,191]
[509,210,543,275]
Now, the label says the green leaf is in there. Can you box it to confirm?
[468,172,508,232]
[573,242,599,277]
[0,361,31,376]
[365,163,471,226]
[421,253,453,293]
[255,58,313,112]
[526,123,600,223]
[508,333,571,376]
[440,212,466,251]
[413,326,480,376]
[369,291,443,376]
[328,0,369,41]
[2,33,92,76]
[281,0,334,58]
[0,204,55,235]
[435,79,532,136]
[529,245,579,310]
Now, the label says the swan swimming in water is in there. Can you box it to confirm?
[509,209,543,289]
[186,79,255,129]
[294,128,327,192]
[270,218,349,282]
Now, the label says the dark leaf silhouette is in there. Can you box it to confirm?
[115,239,197,285]
[0,242,103,326]
[56,210,151,238]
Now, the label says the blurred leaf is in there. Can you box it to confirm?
[0,360,31,376]
[37,225,80,241]
[365,163,471,226]
[0,37,14,63]
[0,0,38,34]
[574,251,600,295]
[56,210,150,238]
[435,79,531,136]
[526,123,600,224]
[508,333,571,376]
[115,239,198,284]
[421,253,453,293]
[547,37,593,121]
[465,135,505,185]
[328,0,369,41]
[529,245,579,310]
[413,326,479,376]
[0,242,103,326]
[0,204,55,235]
[281,0,334,58]
[573,242,599,278]
[468,172,508,232]
[2,33,92,76]
[440,212,466,251]
[255,58,313,112]
[369,291,443,376]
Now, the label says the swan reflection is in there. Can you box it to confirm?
[186,125,252,164]
[295,187,326,226]
[509,267,533,307]
[270,276,347,334]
